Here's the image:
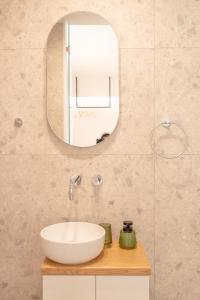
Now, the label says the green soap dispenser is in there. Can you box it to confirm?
[119,220,137,249]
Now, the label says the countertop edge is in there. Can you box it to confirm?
[41,242,151,276]
[41,268,151,276]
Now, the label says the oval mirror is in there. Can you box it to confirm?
[47,12,119,147]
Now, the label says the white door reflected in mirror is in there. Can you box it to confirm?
[47,12,119,147]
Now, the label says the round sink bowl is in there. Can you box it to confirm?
[40,222,105,264]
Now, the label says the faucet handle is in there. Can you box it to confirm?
[92,174,103,187]
[70,175,81,186]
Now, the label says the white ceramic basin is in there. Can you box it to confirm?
[40,222,105,264]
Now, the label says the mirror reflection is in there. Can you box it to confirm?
[47,12,119,147]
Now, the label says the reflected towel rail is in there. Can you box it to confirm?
[75,76,111,108]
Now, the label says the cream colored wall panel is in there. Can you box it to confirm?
[156,0,200,48]
[2,1,200,300]
[43,276,95,300]
[0,49,155,156]
[46,0,154,49]
[0,49,45,101]
[96,276,149,300]
[155,155,200,299]
[0,0,48,49]
[102,49,154,155]
[0,0,154,49]
[0,257,41,300]
[155,48,200,154]
[0,155,154,262]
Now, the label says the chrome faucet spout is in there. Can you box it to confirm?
[69,175,81,200]
[69,184,74,200]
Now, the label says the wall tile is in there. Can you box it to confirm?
[0,258,42,300]
[105,49,154,154]
[44,49,154,155]
[156,0,200,48]
[155,155,200,299]
[0,0,155,49]
[0,49,45,100]
[0,0,48,49]
[0,49,48,154]
[46,0,154,49]
[0,154,154,261]
[155,48,200,155]
[0,48,154,155]
[2,0,200,299]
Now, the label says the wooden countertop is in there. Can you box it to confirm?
[41,242,151,276]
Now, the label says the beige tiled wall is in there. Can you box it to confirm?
[0,1,200,299]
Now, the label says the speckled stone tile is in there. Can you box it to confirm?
[155,48,200,155]
[3,1,200,300]
[0,48,154,155]
[103,49,154,155]
[156,0,200,48]
[120,49,154,110]
[0,154,154,260]
[0,49,45,100]
[0,0,48,49]
[0,0,154,49]
[46,0,154,49]
[0,258,42,300]
[155,155,200,300]
[0,49,47,154]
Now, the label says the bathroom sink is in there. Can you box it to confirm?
[40,222,105,264]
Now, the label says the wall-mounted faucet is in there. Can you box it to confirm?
[69,175,81,200]
[92,175,103,187]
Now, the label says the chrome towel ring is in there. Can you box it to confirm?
[150,120,189,159]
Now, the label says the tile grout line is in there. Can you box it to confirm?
[1,47,200,51]
[2,46,200,50]
[0,153,200,157]
[153,0,156,299]
[0,153,154,157]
